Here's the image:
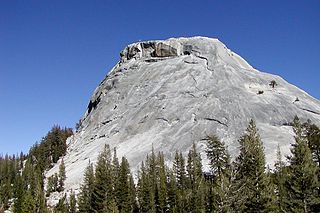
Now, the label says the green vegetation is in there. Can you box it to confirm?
[75,118,320,212]
[0,118,319,212]
[0,126,72,212]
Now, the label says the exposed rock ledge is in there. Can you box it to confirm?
[118,37,254,72]
[120,40,193,62]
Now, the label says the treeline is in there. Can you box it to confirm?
[29,126,73,172]
[1,117,319,212]
[0,126,72,212]
[0,153,25,211]
[57,116,319,212]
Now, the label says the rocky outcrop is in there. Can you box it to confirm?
[120,40,183,62]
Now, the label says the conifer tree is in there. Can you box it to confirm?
[232,119,275,212]
[304,120,320,206]
[0,178,11,210]
[147,149,157,192]
[155,152,167,213]
[205,135,231,179]
[205,135,232,212]
[35,175,47,213]
[167,170,178,212]
[112,147,120,181]
[284,116,320,212]
[102,198,119,213]
[92,144,113,212]
[112,148,121,207]
[173,151,186,189]
[273,144,286,212]
[12,175,25,213]
[186,143,205,212]
[53,173,59,192]
[304,121,320,167]
[54,194,68,213]
[78,162,95,213]
[69,191,77,213]
[146,150,157,212]
[46,175,54,196]
[172,151,188,210]
[187,143,202,188]
[128,174,139,212]
[117,157,133,212]
[21,191,36,213]
[137,161,154,212]
[58,159,66,192]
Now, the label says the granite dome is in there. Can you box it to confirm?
[46,36,320,199]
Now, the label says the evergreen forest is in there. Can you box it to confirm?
[1,117,320,212]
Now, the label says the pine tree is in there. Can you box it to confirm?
[187,143,203,188]
[232,119,275,212]
[12,175,25,213]
[156,152,167,213]
[283,116,320,212]
[78,162,95,213]
[53,173,59,192]
[128,174,138,212]
[205,135,232,212]
[173,151,186,189]
[58,159,66,192]
[92,144,113,212]
[137,161,154,212]
[46,175,54,196]
[167,170,178,212]
[102,198,119,213]
[145,150,157,212]
[172,151,188,211]
[54,194,68,213]
[273,144,286,212]
[117,157,133,212]
[112,148,121,208]
[304,120,320,167]
[0,178,11,210]
[35,175,47,213]
[205,135,231,180]
[21,191,36,213]
[69,190,77,213]
[304,120,320,207]
[186,143,205,212]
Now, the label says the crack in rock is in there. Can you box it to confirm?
[145,57,171,63]
[293,101,320,116]
[184,91,197,98]
[189,73,201,91]
[156,117,170,125]
[184,60,198,64]
[203,117,228,127]
[194,55,214,72]
[299,107,320,116]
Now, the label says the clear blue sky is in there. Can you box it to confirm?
[0,0,319,155]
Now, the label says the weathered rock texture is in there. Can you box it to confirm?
[47,36,320,196]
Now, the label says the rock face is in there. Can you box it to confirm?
[47,36,320,195]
